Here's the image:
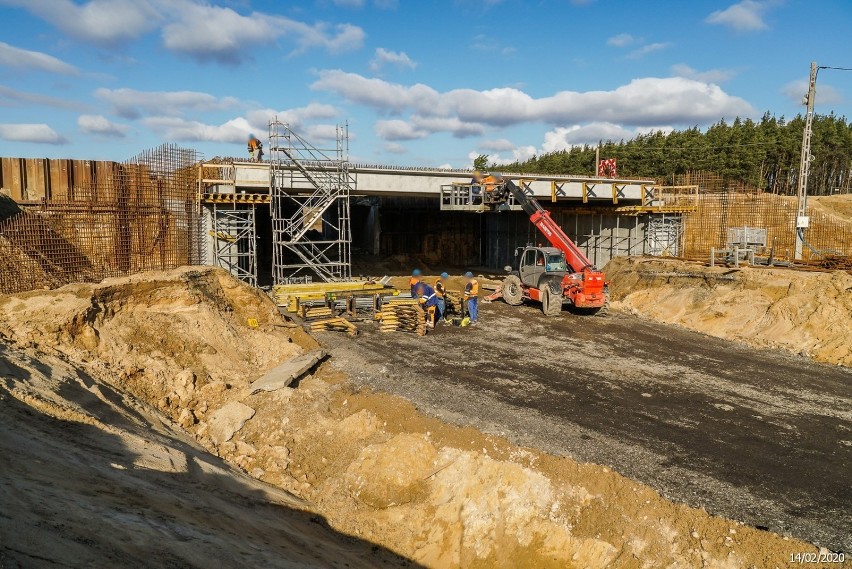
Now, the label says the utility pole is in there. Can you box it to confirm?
[594,144,600,177]
[795,61,817,260]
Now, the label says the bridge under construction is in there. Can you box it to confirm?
[193,122,696,286]
[7,122,847,294]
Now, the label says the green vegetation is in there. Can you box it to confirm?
[497,113,852,196]
[473,154,489,171]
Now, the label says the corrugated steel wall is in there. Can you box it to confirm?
[0,157,123,202]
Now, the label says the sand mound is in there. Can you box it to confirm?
[0,267,834,568]
[810,194,852,224]
[605,257,852,366]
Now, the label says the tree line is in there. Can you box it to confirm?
[495,113,852,196]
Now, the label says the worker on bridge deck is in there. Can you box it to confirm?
[415,282,439,329]
[435,272,449,323]
[248,134,264,162]
[464,271,479,326]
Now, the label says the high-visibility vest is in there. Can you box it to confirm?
[465,279,479,298]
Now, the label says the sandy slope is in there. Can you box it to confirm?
[810,194,852,224]
[605,257,852,367]
[0,267,842,568]
[0,346,408,568]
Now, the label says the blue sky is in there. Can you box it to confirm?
[1,0,850,167]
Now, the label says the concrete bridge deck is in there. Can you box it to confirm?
[200,161,656,204]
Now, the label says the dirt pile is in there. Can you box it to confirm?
[0,267,838,568]
[810,194,852,224]
[604,257,852,366]
[0,342,408,567]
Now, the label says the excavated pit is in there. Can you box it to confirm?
[0,267,845,568]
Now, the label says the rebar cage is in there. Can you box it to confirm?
[0,144,201,294]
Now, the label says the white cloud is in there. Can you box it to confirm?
[139,103,341,144]
[246,103,339,131]
[375,119,426,140]
[471,146,537,167]
[471,34,515,55]
[0,41,78,75]
[160,1,365,63]
[313,71,753,129]
[94,87,239,119]
[627,42,672,60]
[142,116,253,143]
[303,123,349,142]
[369,48,416,72]
[606,33,635,47]
[384,142,407,154]
[706,0,773,32]
[671,64,737,84]
[410,116,484,138]
[0,0,365,63]
[0,123,66,144]
[478,138,516,152]
[474,123,676,166]
[77,114,129,137]
[0,85,88,111]
[540,124,677,153]
[782,80,843,106]
[0,0,160,44]
[374,116,484,140]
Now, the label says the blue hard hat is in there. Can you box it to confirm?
[464,271,473,278]
[249,133,256,139]
[440,272,449,279]
[412,269,422,276]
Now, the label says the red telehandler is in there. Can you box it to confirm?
[491,179,608,316]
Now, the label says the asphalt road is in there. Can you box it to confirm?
[319,301,852,553]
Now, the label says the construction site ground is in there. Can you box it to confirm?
[320,296,852,554]
[1,265,849,568]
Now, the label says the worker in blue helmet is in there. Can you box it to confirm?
[409,269,422,298]
[434,272,449,323]
[463,271,479,325]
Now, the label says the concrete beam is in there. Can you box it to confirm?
[208,161,654,203]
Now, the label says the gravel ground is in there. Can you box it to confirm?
[317,301,852,553]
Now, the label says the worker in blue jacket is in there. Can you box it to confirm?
[409,268,422,298]
[415,282,439,328]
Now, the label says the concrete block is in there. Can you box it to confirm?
[249,350,326,394]
[208,402,256,445]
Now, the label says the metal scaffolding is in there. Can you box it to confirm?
[268,119,353,283]
[647,214,684,257]
[211,205,257,287]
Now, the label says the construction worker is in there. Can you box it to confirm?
[464,271,479,326]
[470,171,483,204]
[409,269,422,298]
[247,134,263,162]
[415,282,439,328]
[435,272,449,323]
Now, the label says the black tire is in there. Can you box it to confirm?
[541,287,562,317]
[502,274,524,306]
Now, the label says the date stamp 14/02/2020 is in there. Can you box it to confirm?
[790,551,845,564]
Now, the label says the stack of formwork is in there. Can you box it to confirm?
[300,306,359,336]
[377,301,426,335]
[443,290,463,316]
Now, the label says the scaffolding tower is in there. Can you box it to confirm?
[211,205,257,287]
[268,119,353,283]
